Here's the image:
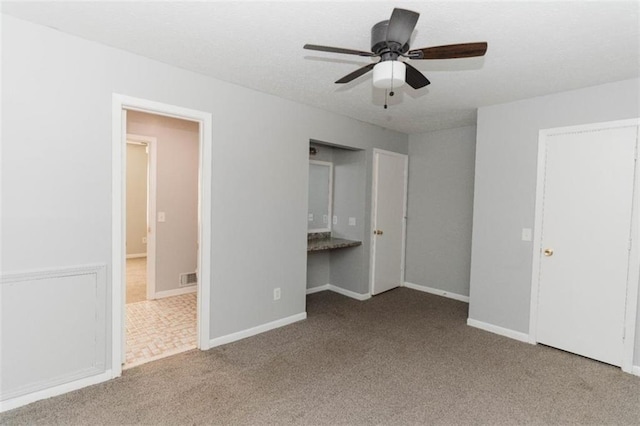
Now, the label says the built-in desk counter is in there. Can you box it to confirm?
[307,232,362,252]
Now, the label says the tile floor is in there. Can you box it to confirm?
[125,257,197,369]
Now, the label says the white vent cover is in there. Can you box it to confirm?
[179,272,197,287]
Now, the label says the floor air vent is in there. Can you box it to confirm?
[179,272,197,287]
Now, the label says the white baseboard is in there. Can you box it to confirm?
[126,253,146,259]
[209,312,307,348]
[306,283,371,301]
[306,284,330,294]
[153,286,196,299]
[0,369,113,413]
[467,318,530,343]
[632,366,640,377]
[327,284,371,301]
[403,282,469,303]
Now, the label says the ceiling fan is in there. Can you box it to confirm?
[304,8,487,95]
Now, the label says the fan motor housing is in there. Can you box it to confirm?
[371,20,409,55]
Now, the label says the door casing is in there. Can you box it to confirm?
[126,134,157,301]
[529,118,640,374]
[112,94,213,378]
[369,148,409,296]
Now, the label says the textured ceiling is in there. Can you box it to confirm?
[3,1,639,134]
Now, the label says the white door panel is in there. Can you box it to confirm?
[536,126,637,366]
[371,150,407,295]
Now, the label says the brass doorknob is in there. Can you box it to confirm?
[543,248,554,257]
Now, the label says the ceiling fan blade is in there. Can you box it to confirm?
[304,44,374,57]
[386,8,419,46]
[403,62,430,89]
[335,63,376,84]
[408,42,488,59]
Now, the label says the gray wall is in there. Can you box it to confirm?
[1,15,408,400]
[306,144,371,295]
[306,252,330,288]
[127,111,199,294]
[330,149,368,294]
[126,143,148,256]
[309,142,334,162]
[468,78,640,366]
[405,126,476,297]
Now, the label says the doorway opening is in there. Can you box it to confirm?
[112,95,212,378]
[124,113,201,368]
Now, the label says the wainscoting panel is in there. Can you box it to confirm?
[0,264,107,401]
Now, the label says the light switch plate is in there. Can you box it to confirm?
[349,217,356,226]
[158,212,166,222]
[521,228,532,241]
[308,213,313,222]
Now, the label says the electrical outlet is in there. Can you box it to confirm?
[333,215,338,225]
[273,287,281,301]
[348,217,356,226]
[142,237,147,244]
[308,213,313,222]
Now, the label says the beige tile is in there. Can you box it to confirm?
[125,292,196,369]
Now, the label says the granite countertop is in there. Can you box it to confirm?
[307,237,362,252]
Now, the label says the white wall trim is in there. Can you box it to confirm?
[622,122,640,374]
[153,286,196,299]
[326,284,371,301]
[1,264,108,407]
[209,312,307,348]
[529,119,640,372]
[125,253,147,259]
[0,369,112,413]
[467,318,531,343]
[305,284,331,294]
[403,282,470,303]
[305,283,371,301]
[112,94,214,379]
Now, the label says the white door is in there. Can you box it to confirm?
[370,149,408,295]
[535,125,638,366]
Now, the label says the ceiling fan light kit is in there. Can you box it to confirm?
[373,61,405,89]
[304,7,488,107]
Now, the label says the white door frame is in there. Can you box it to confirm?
[126,134,157,300]
[529,118,639,374]
[368,148,409,295]
[112,94,212,377]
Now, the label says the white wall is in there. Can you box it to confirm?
[469,78,640,365]
[0,15,408,402]
[127,111,199,294]
[405,126,476,297]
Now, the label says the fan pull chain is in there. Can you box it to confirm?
[384,89,388,109]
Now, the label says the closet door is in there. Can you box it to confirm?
[535,125,637,366]
[370,150,408,295]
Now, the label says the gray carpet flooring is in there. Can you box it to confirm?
[2,288,639,425]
